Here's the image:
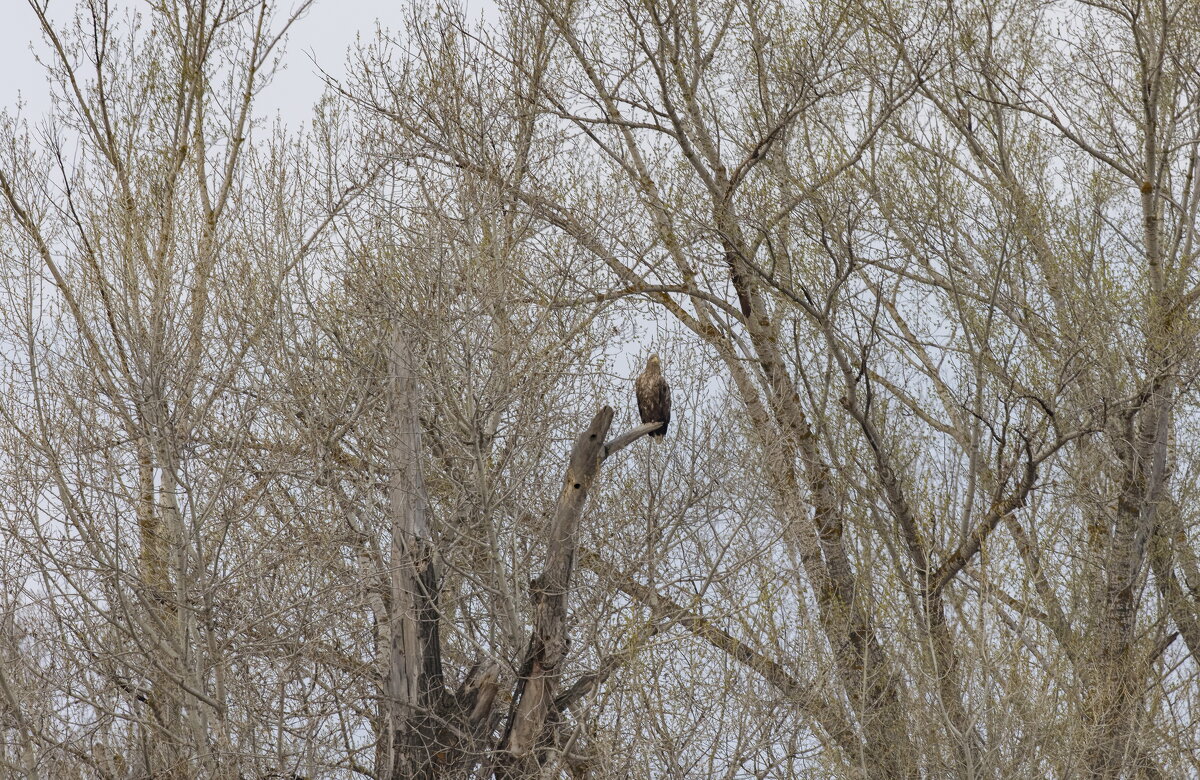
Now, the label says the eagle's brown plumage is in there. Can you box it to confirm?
[635,354,671,438]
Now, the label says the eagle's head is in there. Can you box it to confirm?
[647,354,661,371]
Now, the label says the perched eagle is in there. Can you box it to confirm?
[635,354,671,438]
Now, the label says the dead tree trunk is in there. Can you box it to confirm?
[381,354,662,779]
[384,328,445,780]
[494,411,661,778]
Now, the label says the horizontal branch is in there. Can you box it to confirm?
[603,422,664,459]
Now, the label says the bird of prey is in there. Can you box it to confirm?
[635,354,671,438]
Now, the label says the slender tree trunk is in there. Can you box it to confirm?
[135,433,187,779]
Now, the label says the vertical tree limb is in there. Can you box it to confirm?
[496,406,615,778]
[385,327,445,780]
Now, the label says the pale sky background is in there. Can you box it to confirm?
[0,0,497,128]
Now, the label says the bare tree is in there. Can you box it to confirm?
[0,1,372,776]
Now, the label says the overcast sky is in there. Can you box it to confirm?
[0,0,495,128]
